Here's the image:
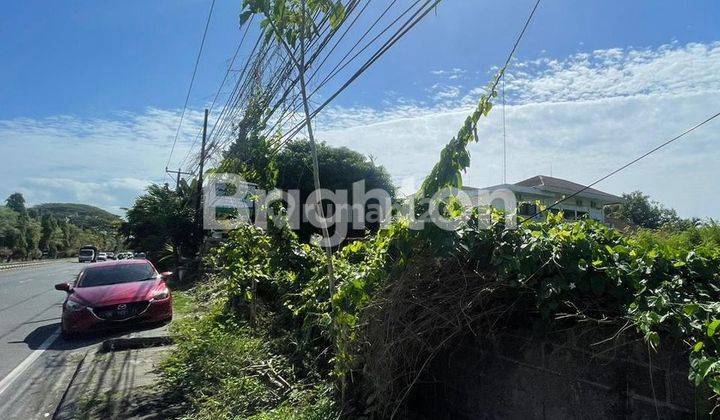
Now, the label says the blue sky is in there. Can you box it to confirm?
[1,1,719,218]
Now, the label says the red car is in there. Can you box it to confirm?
[55,259,173,338]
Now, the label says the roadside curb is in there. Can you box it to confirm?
[100,335,174,353]
[52,350,89,420]
[0,259,73,272]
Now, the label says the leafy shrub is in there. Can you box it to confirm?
[165,210,720,416]
[160,300,336,419]
[348,212,720,414]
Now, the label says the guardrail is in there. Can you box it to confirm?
[0,258,73,271]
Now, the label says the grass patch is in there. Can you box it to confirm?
[171,290,194,318]
[158,302,335,420]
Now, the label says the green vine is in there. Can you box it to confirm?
[416,76,498,201]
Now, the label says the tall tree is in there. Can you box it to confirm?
[121,183,198,268]
[608,191,684,229]
[275,140,395,241]
[39,213,57,253]
[6,193,26,214]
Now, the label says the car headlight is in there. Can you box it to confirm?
[65,299,85,311]
[151,287,170,301]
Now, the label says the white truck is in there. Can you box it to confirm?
[78,245,97,263]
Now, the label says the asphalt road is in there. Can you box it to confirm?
[0,262,77,376]
[0,261,133,418]
[0,260,176,419]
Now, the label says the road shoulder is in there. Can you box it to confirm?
[54,325,175,420]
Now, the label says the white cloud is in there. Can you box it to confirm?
[0,108,204,214]
[430,68,466,80]
[506,41,720,103]
[1,41,719,220]
[427,84,462,102]
[315,41,720,219]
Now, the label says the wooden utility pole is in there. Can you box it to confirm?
[196,109,208,243]
[165,168,193,192]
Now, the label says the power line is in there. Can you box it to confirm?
[178,14,255,169]
[188,32,268,171]
[480,0,540,104]
[165,0,216,171]
[308,0,375,83]
[195,1,368,170]
[275,0,538,153]
[256,0,375,140]
[268,0,441,155]
[193,0,438,170]
[309,0,416,98]
[260,0,410,143]
[203,0,414,164]
[522,111,720,225]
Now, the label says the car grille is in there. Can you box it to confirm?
[93,301,150,321]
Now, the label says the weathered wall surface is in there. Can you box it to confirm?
[407,324,709,419]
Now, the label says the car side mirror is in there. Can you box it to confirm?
[55,283,72,293]
[160,271,173,279]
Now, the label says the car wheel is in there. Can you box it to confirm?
[61,322,76,340]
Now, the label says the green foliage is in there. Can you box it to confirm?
[221,139,396,242]
[221,131,278,190]
[39,213,57,253]
[608,190,690,229]
[241,0,346,46]
[160,296,336,419]
[168,202,720,416]
[32,202,121,232]
[219,88,279,190]
[159,8,720,412]
[0,193,115,259]
[0,206,23,258]
[630,221,720,257]
[121,183,198,268]
[275,139,396,241]
[5,192,26,214]
[416,79,497,202]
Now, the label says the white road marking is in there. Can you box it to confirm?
[0,328,60,396]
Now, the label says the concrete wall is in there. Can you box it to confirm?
[407,324,709,419]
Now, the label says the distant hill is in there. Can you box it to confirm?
[31,203,121,232]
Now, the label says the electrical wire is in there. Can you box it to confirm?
[521,111,720,225]
[178,14,255,169]
[268,0,441,155]
[165,0,217,171]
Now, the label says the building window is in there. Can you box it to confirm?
[590,201,597,209]
[519,202,537,216]
[576,199,584,207]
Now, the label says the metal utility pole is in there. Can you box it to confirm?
[165,168,193,192]
[196,108,208,243]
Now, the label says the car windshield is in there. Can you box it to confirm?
[77,263,156,287]
[79,250,94,256]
